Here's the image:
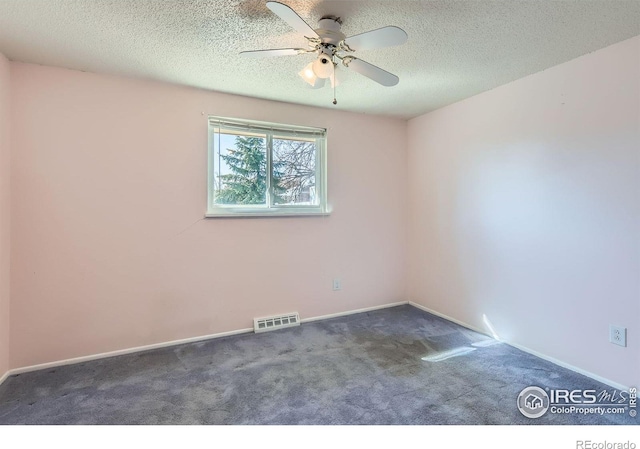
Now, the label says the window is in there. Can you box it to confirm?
[207,116,328,217]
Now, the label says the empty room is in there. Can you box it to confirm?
[0,0,638,441]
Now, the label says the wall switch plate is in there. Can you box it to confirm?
[609,325,627,347]
[332,278,342,291]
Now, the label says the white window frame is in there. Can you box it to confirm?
[206,116,329,217]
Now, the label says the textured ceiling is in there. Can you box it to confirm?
[0,0,638,119]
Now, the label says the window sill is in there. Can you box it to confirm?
[205,207,331,218]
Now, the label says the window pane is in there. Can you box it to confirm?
[213,131,267,205]
[272,137,318,205]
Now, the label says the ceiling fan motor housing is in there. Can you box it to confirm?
[316,17,345,45]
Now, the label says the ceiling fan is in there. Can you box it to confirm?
[240,1,408,104]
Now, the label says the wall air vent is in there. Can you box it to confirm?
[254,313,300,333]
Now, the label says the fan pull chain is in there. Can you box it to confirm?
[333,81,337,105]
[332,61,337,105]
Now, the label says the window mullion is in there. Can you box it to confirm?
[266,132,273,208]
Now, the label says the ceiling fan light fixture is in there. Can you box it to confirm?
[299,62,318,85]
[310,77,326,89]
[312,54,335,79]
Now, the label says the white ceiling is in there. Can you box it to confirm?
[0,0,638,119]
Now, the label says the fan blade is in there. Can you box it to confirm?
[266,1,319,38]
[344,57,399,87]
[343,26,408,51]
[240,48,306,58]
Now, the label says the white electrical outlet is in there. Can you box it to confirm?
[332,278,342,291]
[609,325,627,347]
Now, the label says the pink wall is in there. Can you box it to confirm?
[408,36,640,388]
[9,63,407,368]
[0,52,9,377]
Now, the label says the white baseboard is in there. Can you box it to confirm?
[3,301,410,381]
[300,301,409,324]
[408,301,629,391]
[7,327,254,377]
[505,341,629,391]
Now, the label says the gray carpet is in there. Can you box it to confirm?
[0,305,636,425]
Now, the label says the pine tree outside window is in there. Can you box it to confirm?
[207,117,328,217]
